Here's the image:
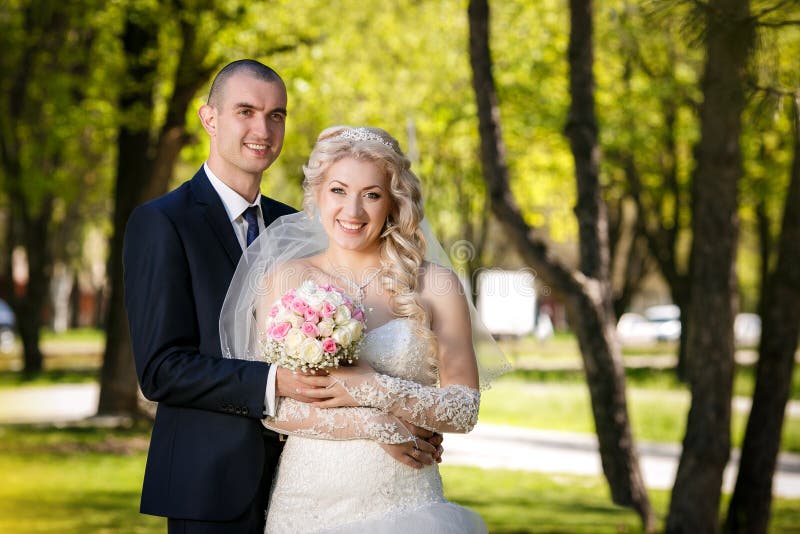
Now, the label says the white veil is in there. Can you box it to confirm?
[219,211,511,390]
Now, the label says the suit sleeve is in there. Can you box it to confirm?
[123,204,269,419]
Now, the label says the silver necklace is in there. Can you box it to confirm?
[325,254,383,304]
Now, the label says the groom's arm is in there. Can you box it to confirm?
[124,203,269,418]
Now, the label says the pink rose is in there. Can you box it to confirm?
[280,290,296,308]
[301,322,319,338]
[291,298,309,315]
[304,308,320,324]
[270,322,291,341]
[269,305,280,318]
[352,308,365,323]
[322,338,337,353]
[320,301,337,319]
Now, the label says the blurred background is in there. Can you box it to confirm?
[0,0,798,532]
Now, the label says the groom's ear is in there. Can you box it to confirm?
[198,104,217,136]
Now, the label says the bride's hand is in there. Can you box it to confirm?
[301,359,376,408]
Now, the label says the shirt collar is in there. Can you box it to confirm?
[204,162,260,222]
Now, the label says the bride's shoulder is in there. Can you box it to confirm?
[417,261,467,301]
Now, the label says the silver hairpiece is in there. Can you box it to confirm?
[338,127,394,149]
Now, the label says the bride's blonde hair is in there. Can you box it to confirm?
[302,126,436,354]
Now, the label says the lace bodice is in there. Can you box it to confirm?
[358,318,436,384]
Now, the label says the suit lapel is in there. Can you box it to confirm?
[260,196,275,226]
[189,167,242,267]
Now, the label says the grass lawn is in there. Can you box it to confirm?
[479,378,800,454]
[0,425,797,533]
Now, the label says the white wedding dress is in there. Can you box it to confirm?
[263,318,487,533]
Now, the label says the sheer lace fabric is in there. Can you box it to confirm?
[338,374,480,434]
[264,318,486,533]
[263,400,414,444]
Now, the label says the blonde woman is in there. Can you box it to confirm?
[220,126,508,533]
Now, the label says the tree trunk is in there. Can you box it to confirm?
[468,0,654,530]
[724,98,800,534]
[666,1,752,531]
[96,12,160,416]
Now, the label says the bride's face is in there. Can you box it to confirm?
[317,157,393,255]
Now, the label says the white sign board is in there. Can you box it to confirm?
[476,269,537,336]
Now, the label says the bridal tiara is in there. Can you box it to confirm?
[337,127,395,149]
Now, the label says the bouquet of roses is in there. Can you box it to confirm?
[260,280,367,372]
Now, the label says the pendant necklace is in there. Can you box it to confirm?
[325,254,383,305]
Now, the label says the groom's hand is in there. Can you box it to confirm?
[407,423,444,464]
[275,367,332,403]
[378,437,439,469]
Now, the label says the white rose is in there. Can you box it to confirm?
[275,310,295,324]
[283,329,305,355]
[345,320,363,340]
[305,291,325,309]
[326,292,343,306]
[331,326,353,348]
[333,305,351,325]
[289,314,303,328]
[298,337,325,365]
[296,280,317,299]
[317,319,335,338]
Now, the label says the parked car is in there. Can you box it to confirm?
[617,304,762,347]
[617,305,681,345]
[616,312,660,345]
[643,304,682,342]
[0,298,16,352]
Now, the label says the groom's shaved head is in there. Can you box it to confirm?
[208,59,284,108]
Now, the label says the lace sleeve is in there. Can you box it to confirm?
[336,373,480,434]
[262,397,415,444]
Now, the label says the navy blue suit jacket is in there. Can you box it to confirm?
[123,167,296,521]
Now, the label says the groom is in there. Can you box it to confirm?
[124,60,441,533]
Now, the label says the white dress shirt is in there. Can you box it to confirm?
[205,162,278,417]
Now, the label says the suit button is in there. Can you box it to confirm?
[242,407,249,416]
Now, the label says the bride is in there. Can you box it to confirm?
[220,126,507,533]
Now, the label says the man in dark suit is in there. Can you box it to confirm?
[124,60,313,533]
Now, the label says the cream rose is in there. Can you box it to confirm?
[345,320,363,340]
[317,318,335,338]
[331,326,353,348]
[333,305,351,325]
[298,337,325,365]
[283,328,305,355]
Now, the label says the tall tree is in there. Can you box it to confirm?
[0,2,98,375]
[468,0,654,530]
[725,92,800,534]
[666,0,753,531]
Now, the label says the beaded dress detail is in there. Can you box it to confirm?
[263,318,486,533]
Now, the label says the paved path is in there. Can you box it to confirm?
[1,383,799,498]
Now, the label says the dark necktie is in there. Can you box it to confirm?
[242,206,260,247]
